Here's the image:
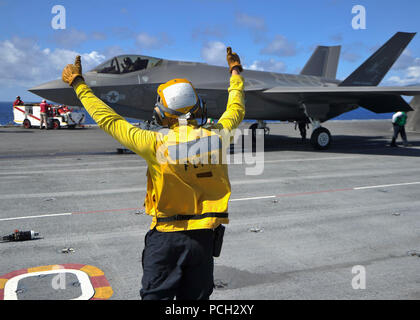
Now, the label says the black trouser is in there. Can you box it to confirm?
[140,228,214,300]
[392,124,408,144]
[298,122,307,140]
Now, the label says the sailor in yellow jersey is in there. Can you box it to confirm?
[62,47,245,300]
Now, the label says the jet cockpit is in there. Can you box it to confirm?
[90,55,163,74]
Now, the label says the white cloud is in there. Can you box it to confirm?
[386,66,420,86]
[408,66,420,78]
[384,50,420,86]
[201,41,227,66]
[392,49,420,70]
[136,33,159,49]
[52,28,88,48]
[330,33,343,42]
[192,25,224,41]
[102,45,125,59]
[0,37,105,88]
[91,32,107,41]
[261,35,297,57]
[135,32,171,50]
[235,12,266,31]
[341,50,361,62]
[246,59,286,73]
[235,12,267,43]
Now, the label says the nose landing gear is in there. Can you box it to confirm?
[249,120,270,139]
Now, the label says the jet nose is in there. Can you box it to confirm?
[29,79,81,105]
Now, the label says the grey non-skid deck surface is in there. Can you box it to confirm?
[0,121,419,299]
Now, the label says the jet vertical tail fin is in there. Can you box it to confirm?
[300,46,341,79]
[339,32,416,87]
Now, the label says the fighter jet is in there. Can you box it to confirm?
[29,32,420,149]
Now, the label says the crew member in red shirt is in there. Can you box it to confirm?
[40,100,50,130]
[13,96,24,106]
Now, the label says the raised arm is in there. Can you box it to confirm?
[215,47,245,132]
[62,56,158,161]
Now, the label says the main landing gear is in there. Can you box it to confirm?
[249,119,332,150]
[299,102,332,150]
[295,120,332,150]
[308,120,331,150]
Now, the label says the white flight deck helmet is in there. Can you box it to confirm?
[153,79,206,127]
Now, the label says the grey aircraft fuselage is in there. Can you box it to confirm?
[29,58,347,123]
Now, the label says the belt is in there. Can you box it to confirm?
[156,212,228,223]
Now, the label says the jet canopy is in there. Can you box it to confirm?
[90,55,163,74]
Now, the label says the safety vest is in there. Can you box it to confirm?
[395,113,407,126]
[392,112,407,126]
[145,124,231,232]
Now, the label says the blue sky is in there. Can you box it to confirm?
[0,0,419,101]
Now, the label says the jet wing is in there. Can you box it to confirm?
[262,86,420,113]
[194,80,268,91]
[263,86,420,95]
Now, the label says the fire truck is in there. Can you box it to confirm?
[13,104,85,129]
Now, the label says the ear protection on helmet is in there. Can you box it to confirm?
[153,98,169,127]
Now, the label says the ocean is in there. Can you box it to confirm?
[0,101,393,126]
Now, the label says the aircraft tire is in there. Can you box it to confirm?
[52,120,61,130]
[310,127,331,150]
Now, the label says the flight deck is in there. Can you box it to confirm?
[0,121,419,300]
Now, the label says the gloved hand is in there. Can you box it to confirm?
[62,55,84,86]
[226,47,243,74]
